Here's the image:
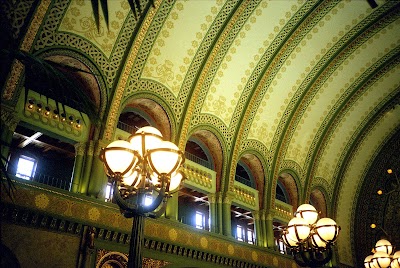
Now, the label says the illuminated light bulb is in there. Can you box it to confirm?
[370,224,376,229]
[377,190,383,195]
[387,169,392,174]
[28,104,33,109]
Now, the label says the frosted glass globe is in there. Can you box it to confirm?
[296,204,318,225]
[129,126,163,156]
[375,239,393,255]
[315,218,339,242]
[104,140,137,176]
[287,217,311,242]
[148,141,182,175]
[372,252,391,268]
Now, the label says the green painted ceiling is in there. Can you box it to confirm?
[4,0,400,266]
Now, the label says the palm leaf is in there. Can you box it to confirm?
[9,50,101,126]
[91,0,101,32]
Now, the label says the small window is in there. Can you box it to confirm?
[16,155,37,180]
[236,225,244,241]
[105,182,113,202]
[247,229,254,244]
[195,211,205,229]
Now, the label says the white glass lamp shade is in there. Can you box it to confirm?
[103,140,138,177]
[374,239,393,255]
[121,168,141,187]
[310,232,327,248]
[391,251,400,268]
[129,126,163,157]
[286,217,311,243]
[364,255,376,268]
[281,231,298,248]
[314,217,340,243]
[295,204,319,225]
[147,141,183,176]
[372,251,391,268]
[169,172,183,192]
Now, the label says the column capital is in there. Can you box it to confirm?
[222,191,235,204]
[208,193,217,203]
[74,142,86,156]
[252,210,260,220]
[1,105,19,130]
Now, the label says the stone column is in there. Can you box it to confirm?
[208,193,217,232]
[79,141,94,194]
[222,192,234,237]
[70,142,85,193]
[87,139,108,198]
[253,210,262,246]
[266,211,275,249]
[260,210,268,247]
[165,192,179,221]
[217,192,223,234]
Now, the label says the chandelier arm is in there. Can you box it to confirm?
[147,197,168,218]
[113,182,139,214]
[137,177,167,214]
[309,246,332,266]
[294,247,310,267]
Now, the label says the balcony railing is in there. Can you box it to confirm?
[117,121,137,134]
[184,152,212,169]
[235,174,253,188]
[31,173,71,191]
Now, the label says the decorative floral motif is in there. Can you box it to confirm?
[168,228,178,241]
[88,207,100,221]
[59,0,129,57]
[200,237,208,249]
[228,244,234,255]
[35,194,50,209]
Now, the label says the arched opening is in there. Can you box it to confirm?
[277,172,299,209]
[7,123,76,191]
[310,188,327,218]
[184,138,214,170]
[119,98,171,140]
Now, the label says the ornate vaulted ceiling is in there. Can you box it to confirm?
[3,0,400,267]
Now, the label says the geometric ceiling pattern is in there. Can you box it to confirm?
[4,0,400,267]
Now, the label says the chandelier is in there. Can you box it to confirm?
[363,230,400,268]
[364,168,400,268]
[100,126,185,268]
[280,204,341,267]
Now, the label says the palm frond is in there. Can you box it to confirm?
[9,50,101,126]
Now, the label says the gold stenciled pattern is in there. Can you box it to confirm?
[202,1,268,126]
[142,0,222,96]
[59,0,130,58]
